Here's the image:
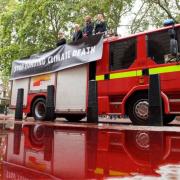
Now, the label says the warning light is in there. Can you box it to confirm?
[163,19,174,26]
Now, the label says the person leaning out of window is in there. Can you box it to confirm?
[94,14,107,35]
[82,15,94,37]
[72,24,83,42]
[56,31,66,47]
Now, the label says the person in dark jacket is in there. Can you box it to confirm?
[94,14,107,35]
[56,31,66,47]
[83,15,94,37]
[72,24,83,42]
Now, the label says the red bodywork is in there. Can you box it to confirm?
[96,24,180,116]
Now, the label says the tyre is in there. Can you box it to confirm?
[32,98,46,121]
[127,93,175,125]
[163,114,175,125]
[127,93,149,125]
[65,114,85,122]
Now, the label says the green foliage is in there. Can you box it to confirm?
[130,0,180,34]
[0,0,134,78]
[0,0,179,79]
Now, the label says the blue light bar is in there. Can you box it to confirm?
[164,19,174,26]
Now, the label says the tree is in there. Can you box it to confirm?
[130,0,180,34]
[74,0,134,34]
[0,0,75,77]
[0,0,134,78]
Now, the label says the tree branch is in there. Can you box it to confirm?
[156,0,176,21]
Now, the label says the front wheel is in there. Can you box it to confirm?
[127,93,174,125]
[127,94,149,125]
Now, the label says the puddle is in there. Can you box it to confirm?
[0,122,180,179]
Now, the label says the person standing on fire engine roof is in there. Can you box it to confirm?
[72,24,83,42]
[82,15,94,37]
[94,13,107,35]
[56,31,66,47]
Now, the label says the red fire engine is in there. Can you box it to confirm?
[96,22,180,125]
[10,22,180,125]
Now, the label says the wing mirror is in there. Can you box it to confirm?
[168,29,178,56]
[170,39,178,56]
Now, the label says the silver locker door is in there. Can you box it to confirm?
[55,65,88,113]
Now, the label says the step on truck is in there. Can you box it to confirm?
[10,20,180,125]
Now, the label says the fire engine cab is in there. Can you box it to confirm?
[10,21,180,125]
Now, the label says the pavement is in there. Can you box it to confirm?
[0,114,180,132]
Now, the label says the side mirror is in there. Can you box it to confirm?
[168,29,176,38]
[170,39,178,56]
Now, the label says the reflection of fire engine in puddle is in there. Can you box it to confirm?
[0,135,7,178]
[2,124,180,179]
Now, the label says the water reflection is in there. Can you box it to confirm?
[1,124,180,179]
[0,131,7,180]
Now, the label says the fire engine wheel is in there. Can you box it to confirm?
[32,98,46,121]
[127,94,149,125]
[127,94,175,125]
[65,114,85,122]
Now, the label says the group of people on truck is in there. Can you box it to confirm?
[56,13,109,47]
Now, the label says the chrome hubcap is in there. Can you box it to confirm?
[134,100,149,120]
[35,102,46,118]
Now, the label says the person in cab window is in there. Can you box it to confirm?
[72,24,83,42]
[56,31,66,47]
[83,15,94,37]
[94,14,107,35]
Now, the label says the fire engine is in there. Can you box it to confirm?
[10,20,180,125]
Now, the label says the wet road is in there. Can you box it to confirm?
[0,119,180,179]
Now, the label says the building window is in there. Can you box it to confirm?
[109,37,137,71]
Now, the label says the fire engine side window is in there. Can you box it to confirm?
[147,29,170,64]
[176,27,180,52]
[109,37,137,71]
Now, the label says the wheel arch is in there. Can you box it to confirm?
[123,86,170,115]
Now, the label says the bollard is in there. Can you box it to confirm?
[89,61,96,80]
[15,88,24,120]
[13,124,22,155]
[45,85,55,121]
[87,80,98,123]
[148,74,163,126]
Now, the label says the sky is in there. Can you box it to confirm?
[117,0,141,36]
[117,0,157,36]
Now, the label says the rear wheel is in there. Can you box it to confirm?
[127,93,174,125]
[65,114,85,122]
[32,98,46,121]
